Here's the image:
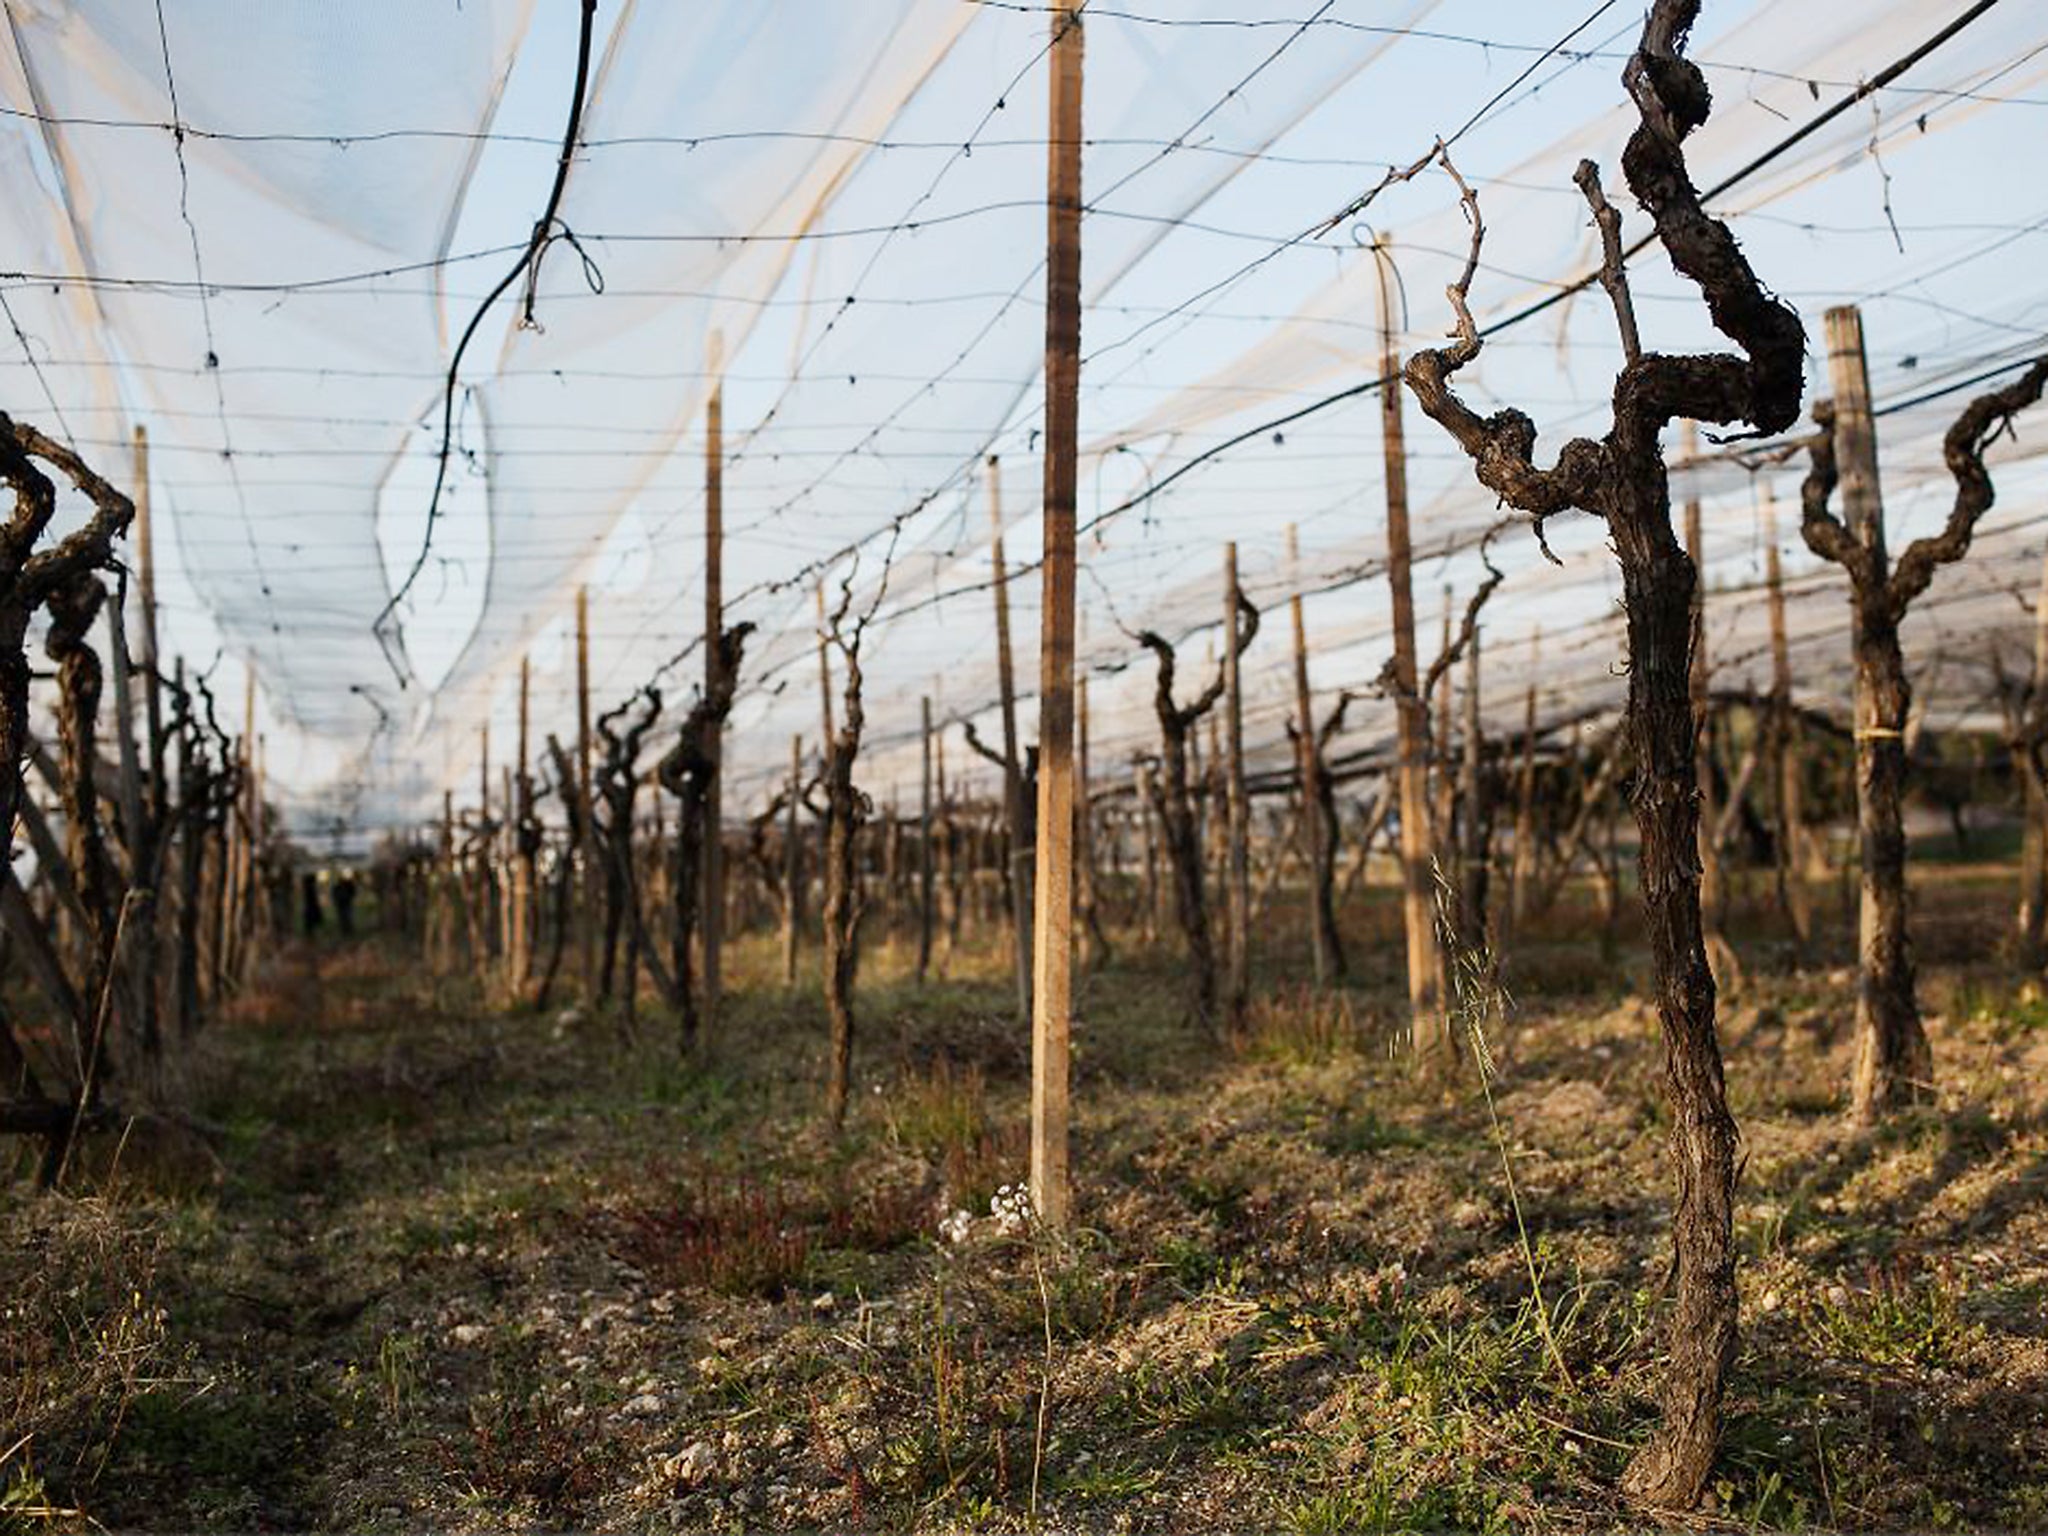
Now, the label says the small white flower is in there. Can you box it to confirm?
[988,1183,1035,1236]
[939,1207,974,1245]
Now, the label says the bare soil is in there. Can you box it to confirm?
[5,867,2046,1532]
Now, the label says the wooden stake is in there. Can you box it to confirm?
[513,657,533,989]
[784,733,802,984]
[1683,421,1725,930]
[477,722,495,963]
[1222,543,1250,1028]
[1139,759,1160,944]
[814,581,835,745]
[1762,491,1811,954]
[1458,622,1486,947]
[1826,303,1932,1119]
[236,670,257,977]
[435,789,454,973]
[1031,0,1082,1229]
[1077,670,1101,968]
[988,455,1034,1023]
[2024,543,2048,954]
[1373,242,1443,1037]
[1286,525,1332,987]
[1435,588,1455,844]
[576,585,596,994]
[133,425,164,824]
[918,696,935,982]
[1510,629,1540,932]
[703,347,726,1023]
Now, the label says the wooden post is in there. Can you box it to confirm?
[703,347,726,1023]
[1030,0,1082,1229]
[988,455,1034,1023]
[576,585,596,995]
[1077,670,1100,968]
[249,731,266,961]
[480,723,497,961]
[1374,242,1443,1040]
[1510,629,1540,932]
[1287,524,1332,987]
[783,733,802,984]
[500,765,515,966]
[918,697,936,982]
[2024,545,2048,955]
[1139,759,1160,944]
[437,789,454,974]
[105,577,153,1062]
[1222,543,1250,1028]
[1435,589,1455,844]
[1826,303,1932,1118]
[133,425,164,824]
[1762,492,1812,955]
[1683,422,1725,930]
[236,670,258,976]
[106,584,147,873]
[814,581,835,745]
[1458,623,1486,948]
[513,656,533,989]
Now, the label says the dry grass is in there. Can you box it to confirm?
[4,868,2047,1531]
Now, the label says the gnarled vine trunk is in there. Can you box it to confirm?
[656,622,753,1049]
[1400,1,1805,1503]
[821,637,868,1127]
[1800,331,2048,1122]
[1137,596,1258,1035]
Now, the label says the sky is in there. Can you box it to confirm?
[3,0,2046,844]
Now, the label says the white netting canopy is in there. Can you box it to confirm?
[3,0,2046,840]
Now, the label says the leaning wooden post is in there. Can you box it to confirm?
[1373,241,1444,1045]
[1286,524,1332,987]
[918,697,936,982]
[814,581,836,745]
[1030,0,1082,1229]
[703,345,726,1024]
[576,585,597,996]
[988,456,1034,1023]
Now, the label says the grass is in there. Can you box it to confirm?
[1796,1260,1976,1368]
[4,866,2047,1531]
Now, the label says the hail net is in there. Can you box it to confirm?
[2,0,2045,840]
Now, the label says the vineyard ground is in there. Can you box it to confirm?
[6,863,2048,1533]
